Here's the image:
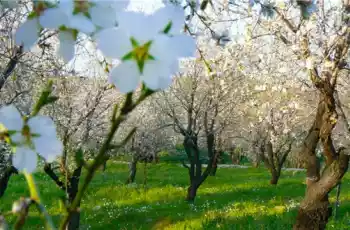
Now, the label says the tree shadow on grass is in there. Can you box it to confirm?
[81,168,349,229]
[83,164,306,209]
[2,164,349,229]
[80,179,306,229]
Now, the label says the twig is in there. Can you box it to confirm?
[24,173,56,230]
[59,90,153,229]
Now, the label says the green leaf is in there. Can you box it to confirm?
[122,52,133,61]
[83,11,91,19]
[72,29,79,40]
[27,11,38,19]
[137,60,145,73]
[163,22,172,34]
[7,130,16,136]
[130,37,139,48]
[141,83,155,95]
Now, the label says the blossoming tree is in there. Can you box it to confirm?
[0,0,198,229]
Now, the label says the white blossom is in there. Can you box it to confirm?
[0,105,63,173]
[69,13,96,35]
[13,147,38,173]
[153,3,186,34]
[15,19,40,51]
[109,61,140,93]
[95,27,131,59]
[97,9,195,92]
[58,31,76,62]
[89,0,129,29]
[38,0,73,29]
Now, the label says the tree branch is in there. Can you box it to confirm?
[0,45,23,91]
[317,148,349,195]
[43,164,67,191]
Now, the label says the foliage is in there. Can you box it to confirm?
[1,0,350,229]
[0,162,349,229]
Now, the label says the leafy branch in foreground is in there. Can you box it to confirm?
[59,88,153,229]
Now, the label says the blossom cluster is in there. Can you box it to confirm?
[15,0,197,92]
[0,0,197,173]
[0,105,62,172]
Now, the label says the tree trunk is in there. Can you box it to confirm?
[254,151,260,168]
[294,150,349,229]
[66,166,82,230]
[210,150,219,176]
[126,158,137,184]
[184,135,201,202]
[143,162,148,188]
[294,93,349,229]
[0,166,17,198]
[294,192,332,230]
[183,134,213,202]
[210,164,217,176]
[270,169,280,185]
[186,182,198,202]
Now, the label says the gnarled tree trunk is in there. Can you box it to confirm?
[294,94,350,229]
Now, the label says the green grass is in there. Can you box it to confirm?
[1,162,350,229]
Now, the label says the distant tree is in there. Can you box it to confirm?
[154,60,235,201]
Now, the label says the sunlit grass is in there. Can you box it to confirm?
[1,162,349,229]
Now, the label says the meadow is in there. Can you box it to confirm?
[1,162,350,229]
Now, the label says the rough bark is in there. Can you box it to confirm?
[294,96,350,229]
[294,152,349,230]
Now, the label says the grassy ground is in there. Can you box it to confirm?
[1,162,350,229]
